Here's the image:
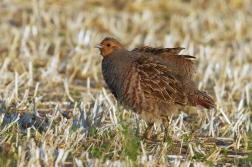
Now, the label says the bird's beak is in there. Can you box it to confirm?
[94,43,102,49]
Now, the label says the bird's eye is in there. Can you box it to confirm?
[107,44,111,47]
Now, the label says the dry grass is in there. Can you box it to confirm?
[0,0,251,166]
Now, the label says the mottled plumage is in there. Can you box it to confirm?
[95,37,215,140]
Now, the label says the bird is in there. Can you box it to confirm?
[95,37,215,141]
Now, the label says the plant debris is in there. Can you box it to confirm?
[0,0,251,166]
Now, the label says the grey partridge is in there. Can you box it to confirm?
[95,37,215,140]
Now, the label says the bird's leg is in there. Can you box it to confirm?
[162,117,170,142]
[143,122,154,139]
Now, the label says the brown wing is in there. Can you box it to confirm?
[132,47,196,79]
[117,47,203,114]
[133,47,215,109]
[135,56,188,106]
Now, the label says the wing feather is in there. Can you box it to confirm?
[133,47,196,79]
[136,56,188,105]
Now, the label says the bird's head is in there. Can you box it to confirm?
[95,37,124,57]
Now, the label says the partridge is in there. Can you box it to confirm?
[95,37,215,140]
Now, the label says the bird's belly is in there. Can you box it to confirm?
[134,98,179,123]
[138,109,161,124]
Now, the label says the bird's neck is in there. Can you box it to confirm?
[101,49,134,95]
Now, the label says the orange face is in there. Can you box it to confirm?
[95,38,123,57]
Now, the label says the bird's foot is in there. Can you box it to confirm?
[143,122,154,140]
[142,132,172,142]
[163,132,172,142]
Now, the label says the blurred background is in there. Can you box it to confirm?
[0,0,251,90]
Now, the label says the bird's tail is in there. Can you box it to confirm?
[196,91,215,109]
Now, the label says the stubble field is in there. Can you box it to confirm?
[0,0,251,166]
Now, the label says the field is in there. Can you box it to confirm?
[0,0,251,166]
